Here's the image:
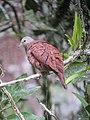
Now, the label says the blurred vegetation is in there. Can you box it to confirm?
[0,0,90,120]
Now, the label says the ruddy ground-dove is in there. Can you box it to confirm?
[19,36,67,89]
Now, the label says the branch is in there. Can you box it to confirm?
[0,74,41,88]
[64,48,90,65]
[0,100,18,112]
[64,50,80,65]
[3,0,21,33]
[0,65,41,120]
[0,79,25,120]
[0,3,13,32]
[37,98,58,120]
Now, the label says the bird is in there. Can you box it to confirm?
[19,36,67,89]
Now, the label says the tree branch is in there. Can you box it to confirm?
[0,74,41,88]
[3,0,21,34]
[0,79,25,120]
[64,48,90,65]
[0,65,41,120]
[37,98,58,120]
[0,3,13,32]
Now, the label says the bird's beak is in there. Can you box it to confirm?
[18,42,22,47]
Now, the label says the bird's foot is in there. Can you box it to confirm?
[36,72,42,80]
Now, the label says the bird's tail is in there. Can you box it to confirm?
[57,72,67,89]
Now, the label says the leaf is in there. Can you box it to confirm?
[16,86,41,99]
[66,69,86,84]
[1,86,41,111]
[73,93,88,107]
[78,108,90,119]
[85,105,90,114]
[15,73,28,80]
[2,73,28,96]
[65,34,73,46]
[1,73,40,111]
[73,93,90,117]
[72,12,82,50]
[72,12,78,47]
[77,16,82,43]
[65,62,86,83]
[65,63,90,84]
[6,112,45,120]
[1,74,28,105]
[65,12,82,50]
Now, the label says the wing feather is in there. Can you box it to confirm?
[30,41,61,72]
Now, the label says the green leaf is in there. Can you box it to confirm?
[2,73,28,97]
[72,12,78,47]
[6,112,45,120]
[1,73,40,111]
[78,107,90,119]
[65,62,87,84]
[73,93,88,107]
[77,16,82,42]
[1,74,27,105]
[66,69,86,84]
[0,87,41,113]
[65,34,73,46]
[16,86,41,99]
[65,12,82,50]
[1,86,41,111]
[73,93,90,117]
[15,73,28,80]
[72,12,82,50]
[65,63,90,84]
[85,105,90,114]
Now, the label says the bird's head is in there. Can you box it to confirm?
[19,36,34,47]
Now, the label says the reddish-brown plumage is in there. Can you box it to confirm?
[20,36,67,89]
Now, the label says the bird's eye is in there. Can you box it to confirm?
[23,40,26,42]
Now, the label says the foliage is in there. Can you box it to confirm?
[64,10,90,119]
[23,10,57,34]
[65,12,82,50]
[6,112,44,120]
[0,74,43,120]
[73,92,90,118]
[73,92,88,108]
[0,0,90,119]
[65,63,90,84]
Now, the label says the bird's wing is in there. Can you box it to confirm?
[30,41,58,72]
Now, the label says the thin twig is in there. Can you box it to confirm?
[0,66,41,120]
[64,48,90,65]
[0,74,41,88]
[64,50,80,65]
[0,100,18,112]
[0,79,25,120]
[0,3,13,32]
[45,77,48,119]
[3,0,21,33]
[37,98,58,120]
